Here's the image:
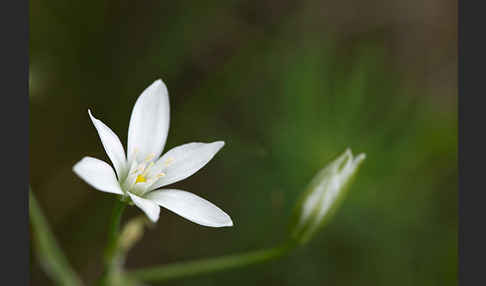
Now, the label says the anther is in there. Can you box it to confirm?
[164,157,175,166]
[135,174,147,184]
[145,153,155,162]
[142,162,154,176]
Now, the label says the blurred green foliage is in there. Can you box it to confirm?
[30,0,456,285]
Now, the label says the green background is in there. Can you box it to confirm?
[30,1,457,285]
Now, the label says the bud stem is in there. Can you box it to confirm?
[128,240,297,283]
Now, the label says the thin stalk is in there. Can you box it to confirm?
[104,199,127,266]
[128,241,296,283]
[98,199,127,286]
[29,188,83,286]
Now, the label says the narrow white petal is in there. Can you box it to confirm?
[129,193,160,222]
[149,141,225,190]
[73,157,123,195]
[145,189,233,227]
[88,110,127,178]
[127,79,170,163]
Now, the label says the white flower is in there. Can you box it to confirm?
[73,79,233,227]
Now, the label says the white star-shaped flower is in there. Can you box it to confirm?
[73,79,233,227]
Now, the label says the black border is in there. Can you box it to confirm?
[2,0,29,284]
[458,0,485,285]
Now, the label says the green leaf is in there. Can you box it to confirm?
[29,188,83,286]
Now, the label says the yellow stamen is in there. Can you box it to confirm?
[156,172,166,178]
[142,162,154,175]
[164,157,175,166]
[145,153,155,162]
[135,175,147,184]
[131,165,143,174]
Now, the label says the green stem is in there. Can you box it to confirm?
[98,199,127,286]
[104,199,127,266]
[128,241,296,283]
[29,188,83,286]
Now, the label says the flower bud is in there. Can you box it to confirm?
[118,216,147,252]
[290,148,366,245]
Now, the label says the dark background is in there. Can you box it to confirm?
[30,1,457,285]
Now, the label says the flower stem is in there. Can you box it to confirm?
[128,241,297,283]
[98,199,127,286]
[29,188,84,286]
[104,199,127,265]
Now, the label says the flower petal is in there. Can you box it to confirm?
[127,79,170,163]
[73,157,123,195]
[129,193,160,222]
[149,141,225,190]
[88,110,127,179]
[145,189,233,227]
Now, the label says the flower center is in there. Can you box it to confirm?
[122,151,174,196]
